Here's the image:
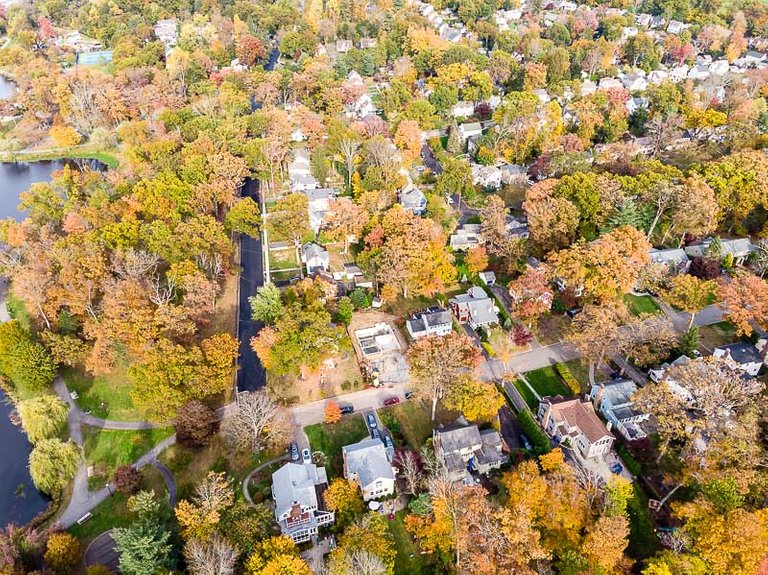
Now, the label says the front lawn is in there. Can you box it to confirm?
[305,415,369,478]
[623,294,661,316]
[83,427,174,490]
[389,510,432,575]
[64,367,141,421]
[525,366,572,399]
[513,379,539,410]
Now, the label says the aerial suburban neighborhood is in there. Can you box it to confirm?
[0,0,767,573]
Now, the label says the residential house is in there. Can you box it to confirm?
[452,101,476,118]
[272,462,334,543]
[351,93,376,120]
[301,243,330,275]
[622,72,647,92]
[359,37,377,49]
[399,185,428,216]
[291,127,306,142]
[581,80,597,96]
[458,122,483,142]
[434,418,507,482]
[478,271,496,286]
[343,438,396,501]
[647,70,669,84]
[354,322,409,385]
[538,396,615,460]
[666,19,689,34]
[406,308,453,340]
[449,223,484,251]
[506,216,530,239]
[336,39,352,53]
[669,65,690,82]
[712,343,764,377]
[598,77,623,91]
[500,164,530,185]
[471,164,502,189]
[684,237,753,265]
[55,30,103,52]
[590,380,649,441]
[710,59,730,76]
[154,19,178,58]
[627,96,648,114]
[288,148,317,192]
[303,188,336,232]
[534,89,550,103]
[648,248,690,273]
[449,286,499,329]
[688,64,711,81]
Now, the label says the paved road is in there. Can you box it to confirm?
[236,178,267,393]
[150,461,177,507]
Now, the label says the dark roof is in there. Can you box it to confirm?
[718,343,763,364]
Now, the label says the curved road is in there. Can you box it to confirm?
[151,461,177,508]
[242,454,289,505]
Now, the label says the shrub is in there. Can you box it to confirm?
[87,566,113,575]
[516,409,550,455]
[349,288,370,310]
[114,464,143,494]
[616,443,642,476]
[513,325,533,346]
[481,342,495,357]
[555,363,581,395]
[44,532,82,575]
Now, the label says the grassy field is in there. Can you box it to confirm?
[626,483,663,559]
[624,294,661,316]
[513,379,539,410]
[0,148,120,168]
[380,401,435,449]
[389,510,432,575]
[525,366,572,398]
[83,427,174,489]
[64,367,142,421]
[305,415,369,477]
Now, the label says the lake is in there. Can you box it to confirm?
[0,159,89,527]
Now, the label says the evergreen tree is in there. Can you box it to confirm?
[603,200,646,234]
[446,120,462,155]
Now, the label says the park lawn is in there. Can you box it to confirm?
[305,415,369,478]
[64,367,142,421]
[623,294,661,316]
[389,510,431,575]
[626,483,663,559]
[513,380,539,410]
[84,427,174,490]
[525,366,572,398]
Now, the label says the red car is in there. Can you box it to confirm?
[383,397,401,406]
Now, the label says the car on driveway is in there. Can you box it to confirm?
[371,428,380,439]
[610,463,624,474]
[383,397,400,406]
[340,404,354,414]
[290,442,299,461]
[366,413,377,428]
[519,434,532,451]
[404,390,413,400]
[384,435,393,449]
[302,448,312,464]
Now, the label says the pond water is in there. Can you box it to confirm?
[0,159,96,527]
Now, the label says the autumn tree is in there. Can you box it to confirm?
[442,377,504,423]
[393,120,422,167]
[266,193,311,277]
[225,197,261,237]
[184,534,239,575]
[173,401,220,448]
[324,400,342,424]
[175,471,235,540]
[324,197,367,254]
[49,125,81,147]
[113,464,143,495]
[329,513,396,575]
[395,450,423,496]
[581,515,630,573]
[717,273,768,336]
[245,536,311,575]
[44,532,82,575]
[222,391,292,454]
[465,246,489,276]
[659,274,716,328]
[524,181,580,254]
[507,265,553,326]
[567,302,629,367]
[407,333,482,420]
[324,478,364,527]
[236,35,267,67]
[29,438,81,494]
[618,314,677,369]
[16,394,68,443]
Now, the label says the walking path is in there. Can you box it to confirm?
[150,460,177,507]
[242,455,289,505]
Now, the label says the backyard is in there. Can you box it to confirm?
[389,510,432,575]
[305,415,369,477]
[624,294,661,316]
[379,401,435,450]
[698,320,738,351]
[83,427,174,489]
[532,314,570,346]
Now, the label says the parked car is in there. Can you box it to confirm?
[384,435,394,449]
[290,442,299,461]
[371,428,380,439]
[302,448,311,464]
[340,404,355,414]
[367,413,378,428]
[519,434,532,451]
[610,463,624,474]
[383,397,400,406]
[444,193,454,205]
[404,390,414,400]
[566,307,582,318]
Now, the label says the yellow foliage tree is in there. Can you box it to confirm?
[443,377,504,422]
[50,125,82,148]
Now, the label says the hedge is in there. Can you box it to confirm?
[555,363,581,396]
[481,342,496,357]
[616,443,643,476]
[516,409,551,455]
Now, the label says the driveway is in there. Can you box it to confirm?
[498,405,522,450]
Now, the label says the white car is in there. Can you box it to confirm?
[444,194,454,205]
[302,448,311,464]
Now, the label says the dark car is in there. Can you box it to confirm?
[404,390,414,400]
[367,413,378,428]
[340,404,355,414]
[290,442,299,461]
[371,428,381,439]
[566,307,582,318]
[383,397,400,407]
[519,434,532,451]
[610,463,624,474]
[384,435,394,449]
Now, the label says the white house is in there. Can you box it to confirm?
[669,65,690,82]
[598,77,623,91]
[434,419,506,482]
[301,242,330,275]
[449,286,499,329]
[452,101,476,118]
[688,65,711,81]
[590,380,649,441]
[272,463,334,543]
[710,59,730,76]
[303,188,336,233]
[666,19,689,34]
[581,80,597,96]
[647,70,669,84]
[712,343,764,377]
[471,164,502,189]
[343,438,396,501]
[622,72,647,92]
[399,185,428,216]
[449,223,484,251]
[336,39,352,53]
[538,396,614,460]
[352,93,376,119]
[648,248,690,273]
[684,237,753,265]
[406,308,453,339]
[458,122,483,142]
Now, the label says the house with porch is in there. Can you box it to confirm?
[272,462,334,544]
[343,438,396,501]
[590,380,649,441]
[449,286,499,329]
[538,396,614,460]
[406,308,453,339]
[433,418,507,482]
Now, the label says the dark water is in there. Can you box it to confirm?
[0,160,88,526]
[0,76,16,100]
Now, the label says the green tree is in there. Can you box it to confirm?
[0,321,57,399]
[17,395,69,443]
[28,439,81,494]
[112,491,172,575]
[335,296,353,325]
[248,283,284,325]
[435,157,476,208]
[225,197,261,237]
[266,193,311,278]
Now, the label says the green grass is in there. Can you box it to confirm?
[83,427,174,489]
[383,401,435,449]
[305,415,369,478]
[623,294,661,316]
[513,379,539,410]
[561,359,592,393]
[626,483,663,559]
[389,510,431,575]
[63,367,142,421]
[0,149,119,168]
[525,366,572,398]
